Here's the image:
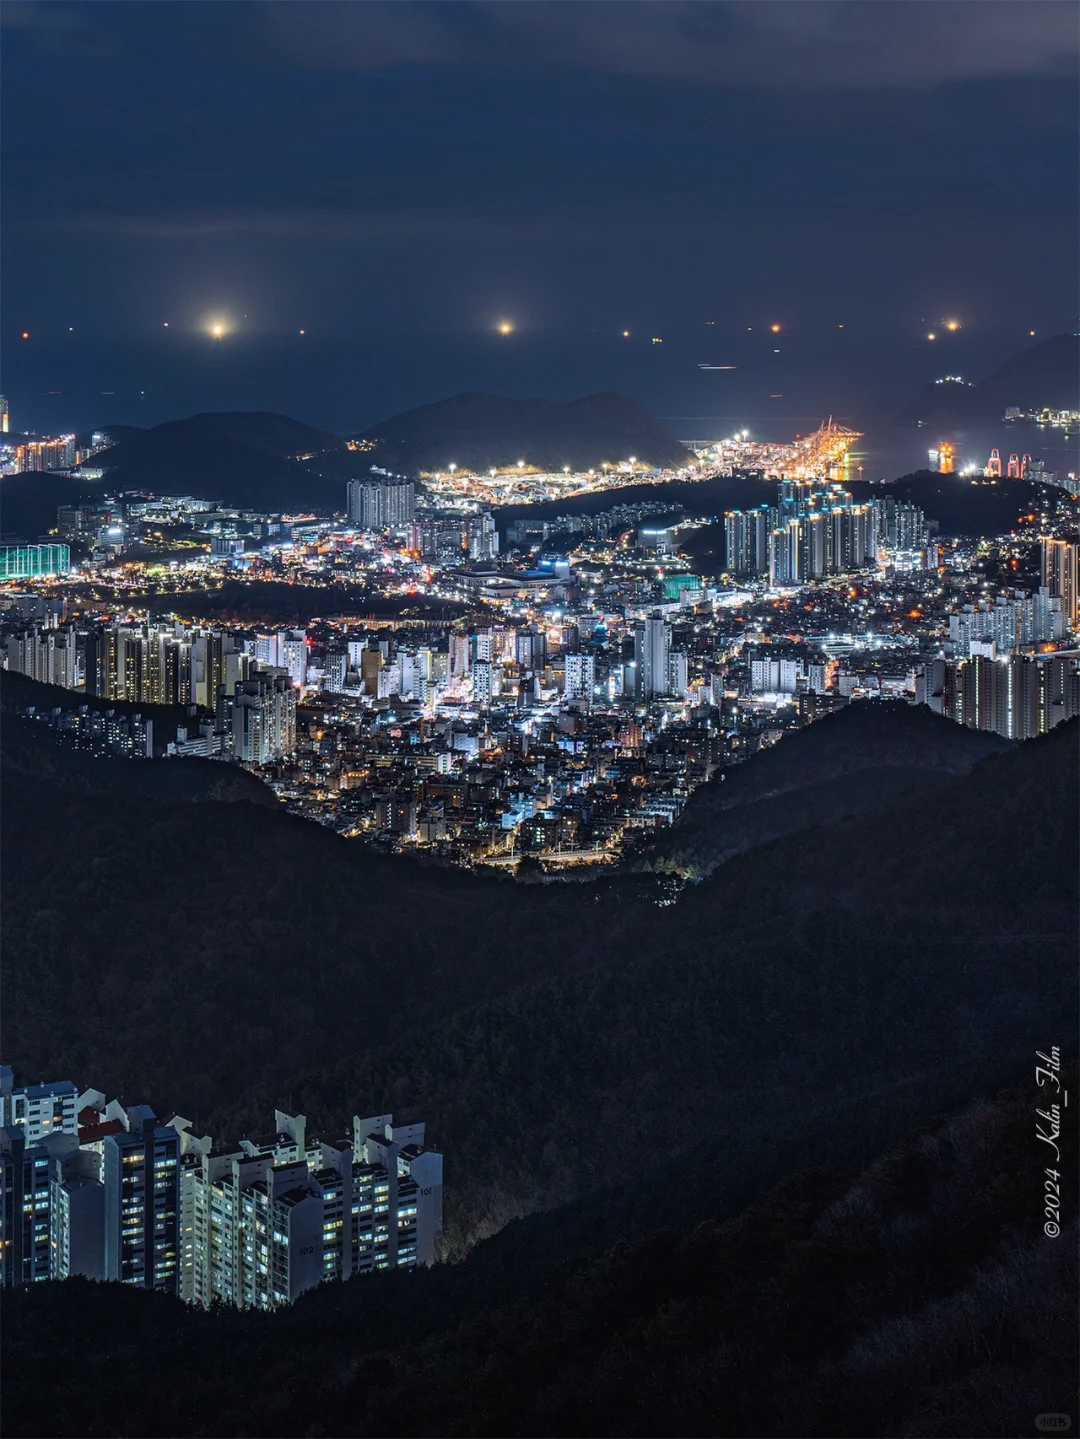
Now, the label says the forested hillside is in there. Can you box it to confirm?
[4,1075,1074,1438]
[638,700,1008,876]
[5,699,1074,1255]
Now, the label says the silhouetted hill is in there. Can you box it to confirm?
[354,390,690,474]
[898,333,1080,423]
[4,1075,1073,1439]
[0,470,109,543]
[83,411,369,510]
[639,700,1010,876]
[6,702,1071,1257]
[0,714,652,1126]
[1,713,275,808]
[258,720,1075,1253]
[2,699,1075,1436]
[873,470,1055,536]
[0,668,195,750]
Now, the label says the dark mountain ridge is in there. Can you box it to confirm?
[5,701,1071,1258]
[82,410,364,511]
[43,394,692,515]
[353,390,690,474]
[3,1071,1073,1439]
[2,700,1074,1437]
[898,332,1079,424]
[639,700,1010,876]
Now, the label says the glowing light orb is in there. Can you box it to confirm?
[21,331,29,340]
[770,323,782,333]
[497,321,513,336]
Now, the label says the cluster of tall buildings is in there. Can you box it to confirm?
[724,482,930,583]
[0,1067,442,1311]
[2,624,79,688]
[919,653,1080,741]
[0,428,107,475]
[346,478,416,529]
[409,510,499,563]
[22,705,154,758]
[748,650,833,696]
[10,435,77,472]
[3,621,301,763]
[948,588,1067,656]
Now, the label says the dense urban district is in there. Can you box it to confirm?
[1,380,1077,1430]
[1,390,1078,876]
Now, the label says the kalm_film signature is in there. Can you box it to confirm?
[1035,1046,1066,1239]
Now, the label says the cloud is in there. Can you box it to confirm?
[0,0,116,56]
[258,0,1077,87]
[38,206,598,244]
[6,1,1073,85]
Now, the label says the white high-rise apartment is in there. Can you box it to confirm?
[178,1110,442,1311]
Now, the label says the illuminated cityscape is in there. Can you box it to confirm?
[2,440,1077,871]
[2,2,1077,1432]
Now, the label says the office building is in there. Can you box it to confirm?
[57,505,109,540]
[0,395,8,433]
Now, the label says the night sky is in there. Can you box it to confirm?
[2,0,1077,435]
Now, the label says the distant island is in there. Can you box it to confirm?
[897,332,1079,425]
[8,393,692,521]
[351,390,690,476]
